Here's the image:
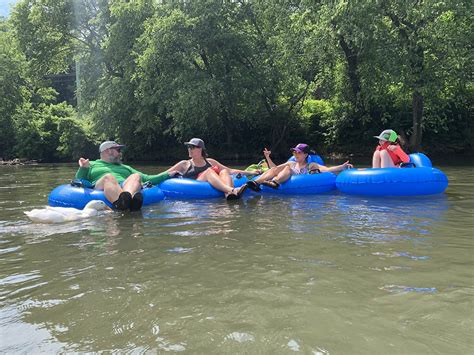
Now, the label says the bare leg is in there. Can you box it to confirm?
[274,166,292,183]
[372,150,381,168]
[380,150,396,168]
[95,174,122,203]
[218,169,233,187]
[255,165,285,183]
[198,169,234,194]
[122,173,142,196]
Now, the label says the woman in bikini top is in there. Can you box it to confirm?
[183,159,213,179]
[167,138,260,200]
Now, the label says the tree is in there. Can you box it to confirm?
[379,0,471,151]
[0,19,25,158]
[3,0,471,160]
[10,0,75,77]
[136,1,266,147]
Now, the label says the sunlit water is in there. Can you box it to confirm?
[1,163,473,353]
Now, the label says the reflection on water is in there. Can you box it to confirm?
[0,164,473,353]
[334,194,450,244]
[380,285,438,294]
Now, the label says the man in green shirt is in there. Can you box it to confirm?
[76,141,177,211]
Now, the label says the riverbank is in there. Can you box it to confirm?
[0,158,39,166]
[1,150,472,168]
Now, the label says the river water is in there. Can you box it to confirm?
[0,163,473,354]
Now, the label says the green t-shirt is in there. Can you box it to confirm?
[75,160,170,185]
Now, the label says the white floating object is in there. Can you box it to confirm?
[24,200,109,223]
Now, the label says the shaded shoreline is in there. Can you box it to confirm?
[1,153,472,168]
[0,158,39,166]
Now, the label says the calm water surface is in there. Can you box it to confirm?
[0,163,473,354]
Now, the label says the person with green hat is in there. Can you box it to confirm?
[372,129,410,168]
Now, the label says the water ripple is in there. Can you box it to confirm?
[157,341,186,352]
[288,339,301,351]
[380,284,438,294]
[166,247,194,254]
[225,332,255,343]
[17,299,65,312]
[372,251,430,260]
[0,272,41,286]
[0,246,21,255]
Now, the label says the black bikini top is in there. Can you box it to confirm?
[182,159,212,179]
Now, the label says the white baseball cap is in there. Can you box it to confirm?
[99,141,125,153]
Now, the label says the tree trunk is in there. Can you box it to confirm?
[271,119,288,153]
[222,109,233,145]
[410,89,423,152]
[382,6,427,152]
[409,43,425,152]
[338,35,361,109]
[222,63,234,146]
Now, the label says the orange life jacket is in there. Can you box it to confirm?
[376,142,410,166]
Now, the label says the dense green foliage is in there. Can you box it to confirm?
[0,0,472,162]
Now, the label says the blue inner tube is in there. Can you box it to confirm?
[287,154,324,165]
[335,153,448,196]
[160,178,224,199]
[240,173,337,195]
[161,173,336,199]
[48,184,165,208]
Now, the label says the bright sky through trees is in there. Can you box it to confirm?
[0,0,17,17]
